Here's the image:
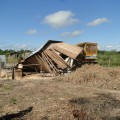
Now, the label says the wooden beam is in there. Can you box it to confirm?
[45,49,69,69]
[53,43,83,59]
[12,67,15,80]
[37,53,53,74]
[42,52,59,75]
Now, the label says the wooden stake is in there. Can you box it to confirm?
[12,67,15,80]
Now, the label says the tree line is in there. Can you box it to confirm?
[98,50,120,67]
[0,49,32,57]
[0,49,120,66]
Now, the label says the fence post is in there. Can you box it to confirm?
[12,67,15,80]
[108,59,111,67]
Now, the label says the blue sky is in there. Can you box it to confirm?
[0,0,120,51]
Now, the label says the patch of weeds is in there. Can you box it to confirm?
[10,98,17,104]
[2,84,13,90]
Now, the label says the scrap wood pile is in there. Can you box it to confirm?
[17,40,83,76]
[58,64,120,90]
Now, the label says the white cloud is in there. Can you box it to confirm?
[87,18,110,26]
[100,45,120,51]
[13,44,29,50]
[26,29,37,35]
[61,32,70,36]
[106,45,113,48]
[43,11,79,29]
[71,30,84,36]
[106,45,120,50]
[61,30,84,37]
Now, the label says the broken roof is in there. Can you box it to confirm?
[26,40,63,60]
[17,40,83,75]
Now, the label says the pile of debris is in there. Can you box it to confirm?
[58,64,120,90]
[11,40,97,78]
[16,40,83,76]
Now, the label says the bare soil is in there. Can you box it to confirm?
[0,65,120,120]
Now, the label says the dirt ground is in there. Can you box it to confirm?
[0,65,120,120]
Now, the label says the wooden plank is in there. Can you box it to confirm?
[54,43,83,59]
[22,64,41,66]
[41,53,55,74]
[45,49,69,69]
[52,48,70,67]
[42,52,58,74]
[33,54,43,71]
[44,52,59,73]
[36,54,53,74]
[24,55,37,66]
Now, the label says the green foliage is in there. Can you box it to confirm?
[97,50,120,67]
[0,49,15,57]
[10,98,17,104]
[0,48,119,67]
[0,49,32,63]
[0,84,13,90]
[0,49,32,56]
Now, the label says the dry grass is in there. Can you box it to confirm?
[0,65,120,120]
[59,64,120,90]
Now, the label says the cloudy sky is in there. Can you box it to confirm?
[0,0,120,51]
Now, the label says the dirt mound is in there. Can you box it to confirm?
[59,64,120,90]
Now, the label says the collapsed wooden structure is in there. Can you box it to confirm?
[16,40,83,76]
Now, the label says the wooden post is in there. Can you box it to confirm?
[12,67,15,80]
[109,59,111,67]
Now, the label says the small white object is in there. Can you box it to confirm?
[18,64,23,69]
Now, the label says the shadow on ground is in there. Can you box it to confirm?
[69,93,120,120]
[0,107,33,120]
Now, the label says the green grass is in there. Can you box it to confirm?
[0,84,13,90]
[97,50,120,67]
[10,98,17,104]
